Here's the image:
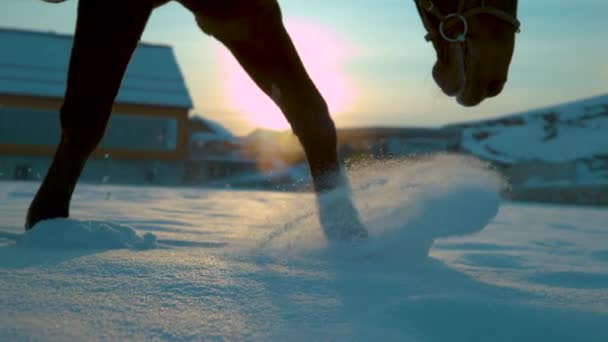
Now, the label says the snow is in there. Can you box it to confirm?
[463,117,608,163]
[1,154,607,341]
[18,220,157,250]
[461,94,608,164]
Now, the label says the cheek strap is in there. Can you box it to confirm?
[416,0,520,43]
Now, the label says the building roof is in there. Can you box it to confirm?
[0,27,193,108]
[189,116,234,144]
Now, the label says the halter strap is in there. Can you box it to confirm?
[464,7,520,30]
[415,0,520,43]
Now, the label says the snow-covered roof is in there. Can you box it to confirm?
[189,116,234,144]
[0,27,193,108]
[197,117,233,138]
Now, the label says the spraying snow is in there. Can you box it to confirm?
[261,154,503,259]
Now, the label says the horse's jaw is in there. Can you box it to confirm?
[433,41,508,107]
[432,42,487,107]
[432,43,465,98]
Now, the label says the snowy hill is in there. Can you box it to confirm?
[453,94,608,188]
[456,94,608,164]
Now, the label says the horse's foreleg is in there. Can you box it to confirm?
[195,2,368,239]
[196,2,343,192]
[25,0,153,229]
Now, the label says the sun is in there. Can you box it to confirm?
[219,18,357,131]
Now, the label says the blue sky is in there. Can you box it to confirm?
[1,0,606,134]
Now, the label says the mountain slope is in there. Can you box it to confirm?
[456,94,608,164]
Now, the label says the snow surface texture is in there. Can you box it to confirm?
[1,154,607,341]
[18,219,157,250]
[461,94,608,164]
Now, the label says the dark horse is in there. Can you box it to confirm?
[27,0,519,240]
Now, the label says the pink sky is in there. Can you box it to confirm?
[220,19,359,130]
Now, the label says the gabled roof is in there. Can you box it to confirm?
[189,116,235,144]
[190,115,233,137]
[0,27,193,109]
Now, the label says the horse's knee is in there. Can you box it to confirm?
[292,107,341,191]
[288,99,339,189]
[286,94,336,149]
[297,114,337,154]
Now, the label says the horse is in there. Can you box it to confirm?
[27,0,520,240]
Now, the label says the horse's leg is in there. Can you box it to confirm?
[25,0,154,229]
[187,0,367,239]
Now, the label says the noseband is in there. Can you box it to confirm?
[415,0,520,43]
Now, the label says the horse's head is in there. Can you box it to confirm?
[415,0,520,106]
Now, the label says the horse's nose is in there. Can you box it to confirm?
[486,79,505,97]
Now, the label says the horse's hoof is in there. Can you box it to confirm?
[317,194,369,241]
[25,199,69,231]
[25,210,43,230]
[334,220,369,241]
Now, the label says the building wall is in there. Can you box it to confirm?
[0,154,184,185]
[503,161,579,186]
[0,94,189,185]
[508,185,608,206]
[183,159,257,184]
[384,137,454,155]
[336,128,461,159]
[0,94,189,161]
[0,28,195,186]
[0,105,179,151]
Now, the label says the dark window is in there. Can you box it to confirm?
[14,164,30,180]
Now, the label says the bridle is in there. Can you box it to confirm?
[415,0,520,43]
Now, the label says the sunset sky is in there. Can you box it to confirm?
[1,0,607,135]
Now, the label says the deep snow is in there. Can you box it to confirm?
[1,155,607,341]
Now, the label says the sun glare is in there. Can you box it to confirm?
[220,18,358,131]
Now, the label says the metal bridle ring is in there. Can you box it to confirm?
[439,13,468,43]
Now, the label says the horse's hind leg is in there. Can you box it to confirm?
[188,0,367,239]
[25,0,153,229]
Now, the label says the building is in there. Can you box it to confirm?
[336,127,461,159]
[0,27,192,185]
[502,160,578,186]
[501,159,608,206]
[184,116,257,184]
